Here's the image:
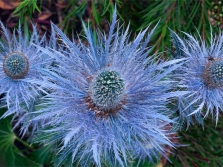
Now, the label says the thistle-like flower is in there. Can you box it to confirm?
[170,30,223,126]
[32,9,184,167]
[0,23,53,118]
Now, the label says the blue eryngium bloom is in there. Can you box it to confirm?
[170,30,223,126]
[32,9,184,167]
[0,22,53,118]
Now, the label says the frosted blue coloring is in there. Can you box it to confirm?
[0,22,54,125]
[31,8,186,167]
[170,29,223,126]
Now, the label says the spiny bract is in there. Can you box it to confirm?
[170,30,223,126]
[0,22,54,120]
[31,9,185,167]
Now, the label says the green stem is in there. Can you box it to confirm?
[16,136,34,150]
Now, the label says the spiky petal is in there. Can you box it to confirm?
[31,9,185,167]
[0,22,53,120]
[170,29,223,126]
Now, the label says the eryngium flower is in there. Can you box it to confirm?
[170,30,223,125]
[0,22,53,118]
[32,9,184,167]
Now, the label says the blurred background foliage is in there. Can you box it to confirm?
[0,0,223,166]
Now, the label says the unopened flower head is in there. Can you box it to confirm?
[170,30,223,126]
[0,22,53,118]
[32,9,184,167]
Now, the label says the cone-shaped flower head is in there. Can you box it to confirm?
[88,69,125,113]
[170,30,223,126]
[0,23,54,118]
[3,52,29,79]
[32,9,184,167]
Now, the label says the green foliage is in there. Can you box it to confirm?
[90,0,121,25]
[60,0,87,35]
[0,109,40,167]
[138,0,214,55]
[166,115,223,167]
[0,109,53,167]
[70,0,216,56]
[132,159,161,167]
[27,144,54,165]
[9,0,218,55]
[57,0,218,57]
[12,0,41,38]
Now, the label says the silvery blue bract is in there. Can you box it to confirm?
[0,23,54,117]
[0,23,55,134]
[32,9,185,167]
[170,30,223,127]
